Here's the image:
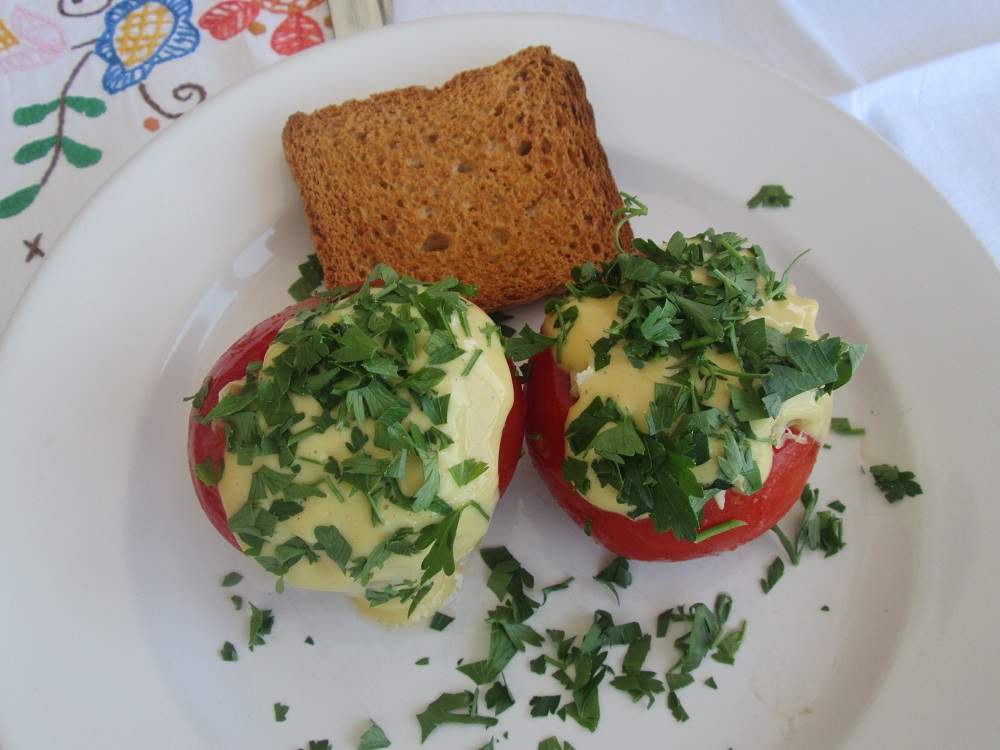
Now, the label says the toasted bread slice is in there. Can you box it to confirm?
[281,45,631,311]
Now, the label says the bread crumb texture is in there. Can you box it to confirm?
[281,45,631,311]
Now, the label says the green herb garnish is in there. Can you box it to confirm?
[247,602,274,651]
[759,556,785,593]
[195,458,223,486]
[747,184,793,208]
[358,720,391,750]
[287,252,324,301]
[541,225,864,543]
[416,691,498,742]
[220,571,243,587]
[609,633,666,706]
[770,484,846,575]
[184,378,211,409]
[430,612,454,631]
[485,681,515,715]
[505,324,557,362]
[538,739,577,750]
[529,695,561,717]
[273,702,289,722]
[830,417,866,435]
[870,464,923,503]
[449,458,489,487]
[658,594,746,721]
[593,555,631,603]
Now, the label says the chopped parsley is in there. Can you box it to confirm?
[532,212,865,544]
[529,694,561,717]
[247,602,274,651]
[416,691,498,742]
[765,484,846,591]
[610,633,665,706]
[593,555,632,603]
[429,612,455,631]
[485,681,515,715]
[220,571,243,587]
[759,557,785,593]
[870,464,923,503]
[658,594,746,721]
[273,702,289,722]
[538,739,577,750]
[747,184,793,208]
[219,641,237,662]
[830,417,866,435]
[287,252,324,301]
[357,720,391,749]
[195,458,223,486]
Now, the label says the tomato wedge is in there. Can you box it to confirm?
[187,296,526,550]
[525,347,820,561]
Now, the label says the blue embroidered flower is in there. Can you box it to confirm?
[95,0,199,94]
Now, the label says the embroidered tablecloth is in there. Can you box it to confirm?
[2,0,999,334]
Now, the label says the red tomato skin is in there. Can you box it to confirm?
[188,297,526,550]
[524,347,820,561]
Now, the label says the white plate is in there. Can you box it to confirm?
[2,13,999,750]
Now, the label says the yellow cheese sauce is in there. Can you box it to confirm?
[543,283,832,516]
[216,294,514,625]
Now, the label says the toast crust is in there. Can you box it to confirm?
[282,45,631,311]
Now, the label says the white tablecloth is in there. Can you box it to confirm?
[2,0,998,334]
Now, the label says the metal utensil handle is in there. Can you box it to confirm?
[328,0,393,37]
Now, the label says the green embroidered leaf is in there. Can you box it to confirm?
[62,137,102,168]
[0,184,41,218]
[14,136,57,165]
[12,100,59,126]
[64,96,107,118]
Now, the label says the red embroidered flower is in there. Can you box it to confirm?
[198,0,326,56]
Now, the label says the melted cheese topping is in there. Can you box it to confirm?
[217,300,514,625]
[543,284,832,516]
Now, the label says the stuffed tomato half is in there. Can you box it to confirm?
[523,225,864,561]
[188,267,526,624]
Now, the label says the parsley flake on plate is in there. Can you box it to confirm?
[870,463,923,502]
[357,720,391,750]
[747,184,793,208]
